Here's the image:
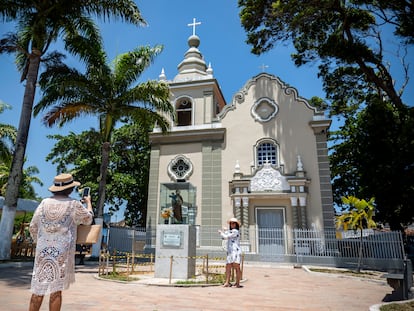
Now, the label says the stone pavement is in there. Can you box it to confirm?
[0,261,392,311]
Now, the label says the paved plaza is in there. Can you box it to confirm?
[0,261,393,311]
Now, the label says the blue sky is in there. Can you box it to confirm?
[1,1,413,218]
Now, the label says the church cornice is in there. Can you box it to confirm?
[309,118,332,134]
[150,127,225,145]
[169,78,218,89]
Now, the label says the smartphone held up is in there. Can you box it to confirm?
[81,187,90,199]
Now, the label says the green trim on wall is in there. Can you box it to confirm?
[146,147,160,246]
[200,143,222,247]
[315,133,335,229]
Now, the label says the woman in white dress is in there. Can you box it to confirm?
[218,217,242,287]
[29,173,93,311]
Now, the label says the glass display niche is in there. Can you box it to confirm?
[159,182,197,225]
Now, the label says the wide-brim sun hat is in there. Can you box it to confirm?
[227,217,241,226]
[48,173,80,192]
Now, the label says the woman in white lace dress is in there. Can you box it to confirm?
[29,173,93,311]
[218,217,242,288]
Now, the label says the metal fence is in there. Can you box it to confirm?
[257,228,405,271]
[107,226,405,271]
[107,226,148,253]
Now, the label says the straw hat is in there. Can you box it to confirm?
[48,173,80,192]
[227,217,241,226]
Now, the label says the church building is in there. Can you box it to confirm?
[145,24,335,255]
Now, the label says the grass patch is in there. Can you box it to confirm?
[175,280,206,285]
[380,301,414,311]
[207,273,226,284]
[175,273,226,285]
[99,272,136,282]
[308,267,382,279]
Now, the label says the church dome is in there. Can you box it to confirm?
[174,33,212,82]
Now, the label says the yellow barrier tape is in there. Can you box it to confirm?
[99,252,227,261]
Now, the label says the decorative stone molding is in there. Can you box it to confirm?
[234,160,241,173]
[167,155,193,181]
[251,97,279,122]
[250,163,289,191]
[296,155,303,171]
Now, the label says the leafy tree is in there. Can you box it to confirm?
[238,1,414,228]
[238,0,412,112]
[46,122,152,227]
[45,130,102,191]
[336,196,376,272]
[331,96,414,230]
[375,0,414,43]
[34,43,174,220]
[13,211,34,236]
[0,0,146,260]
[110,122,152,227]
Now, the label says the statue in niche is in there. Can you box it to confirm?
[170,190,183,223]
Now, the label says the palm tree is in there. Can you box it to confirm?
[0,103,17,195]
[0,0,146,260]
[33,43,174,220]
[336,196,376,272]
[0,103,17,164]
[1,104,42,199]
[0,158,43,200]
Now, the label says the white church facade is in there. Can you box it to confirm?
[145,28,335,255]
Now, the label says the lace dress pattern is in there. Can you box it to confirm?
[29,197,93,295]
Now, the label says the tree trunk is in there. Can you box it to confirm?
[0,49,41,260]
[96,141,111,218]
[91,141,110,258]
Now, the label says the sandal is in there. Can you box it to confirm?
[234,284,243,288]
[223,283,232,287]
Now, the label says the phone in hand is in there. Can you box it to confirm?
[82,187,90,198]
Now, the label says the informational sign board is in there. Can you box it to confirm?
[161,230,183,248]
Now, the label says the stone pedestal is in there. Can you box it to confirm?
[155,224,196,279]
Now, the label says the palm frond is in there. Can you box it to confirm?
[113,45,164,89]
[63,16,107,67]
[84,0,147,26]
[0,32,19,54]
[42,102,94,127]
[0,124,17,142]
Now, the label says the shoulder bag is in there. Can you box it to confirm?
[76,224,102,244]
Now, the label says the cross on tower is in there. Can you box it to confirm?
[259,64,269,72]
[188,17,201,36]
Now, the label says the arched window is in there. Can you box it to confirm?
[256,140,278,166]
[176,98,192,126]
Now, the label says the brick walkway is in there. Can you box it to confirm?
[0,261,391,311]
